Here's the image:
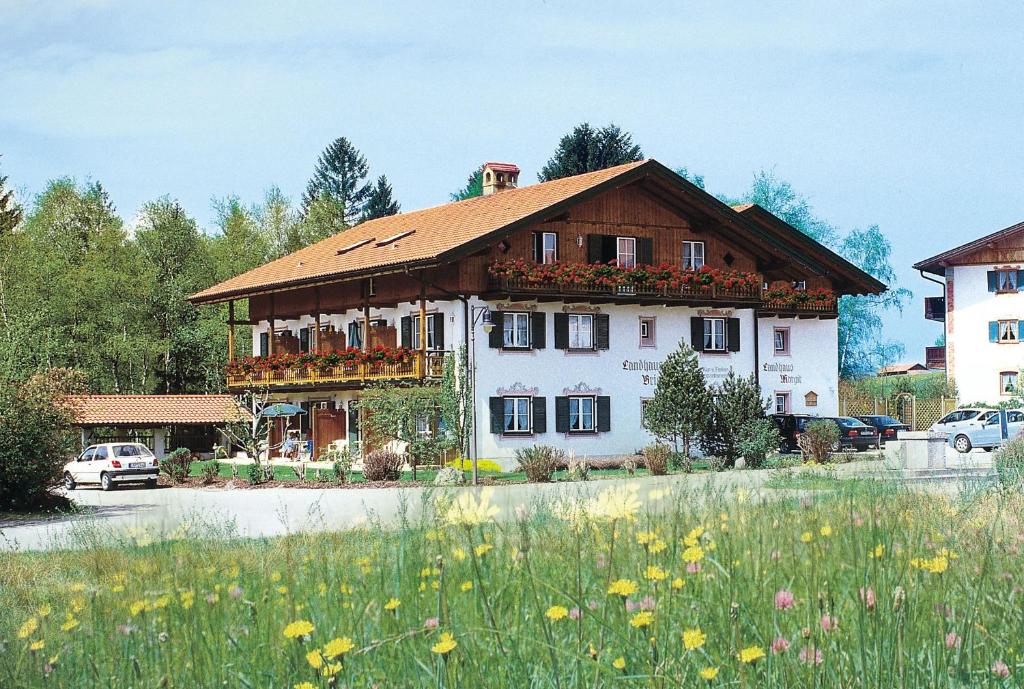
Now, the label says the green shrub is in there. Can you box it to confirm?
[798,420,840,464]
[995,436,1024,488]
[514,445,563,482]
[735,418,781,469]
[642,443,671,476]
[161,448,192,484]
[362,450,403,482]
[566,455,590,481]
[198,460,220,485]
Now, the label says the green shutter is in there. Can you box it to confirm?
[488,311,504,348]
[727,318,741,352]
[400,316,412,348]
[532,397,547,434]
[555,396,570,433]
[489,397,504,434]
[595,314,610,350]
[989,321,999,343]
[596,396,611,432]
[690,317,705,352]
[554,313,569,349]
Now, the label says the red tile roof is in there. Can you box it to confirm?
[70,395,243,426]
[483,162,520,173]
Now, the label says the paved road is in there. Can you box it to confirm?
[0,450,993,553]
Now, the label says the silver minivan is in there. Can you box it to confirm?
[929,408,996,439]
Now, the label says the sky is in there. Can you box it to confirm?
[3,0,1024,362]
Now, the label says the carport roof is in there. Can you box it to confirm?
[70,395,244,427]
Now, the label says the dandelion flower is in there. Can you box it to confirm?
[738,646,766,664]
[612,656,626,670]
[431,631,457,655]
[37,605,52,618]
[819,525,832,537]
[306,649,324,669]
[607,579,638,597]
[294,683,316,689]
[460,581,473,592]
[671,577,685,590]
[29,640,45,651]
[321,662,341,677]
[323,636,356,659]
[283,620,314,640]
[699,667,719,680]
[546,605,569,621]
[645,565,668,581]
[630,611,654,628]
[683,628,706,651]
[384,598,401,611]
[474,543,493,557]
[17,617,38,639]
[800,531,813,543]
[60,615,79,633]
[682,545,705,564]
[683,526,705,546]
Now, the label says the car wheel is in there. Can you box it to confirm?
[953,435,972,454]
[100,473,115,491]
[63,472,76,491]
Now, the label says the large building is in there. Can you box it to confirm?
[915,219,1024,403]
[190,159,884,466]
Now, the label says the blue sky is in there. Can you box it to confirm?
[4,1,1024,361]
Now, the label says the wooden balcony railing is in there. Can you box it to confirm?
[226,351,446,389]
[760,298,838,315]
[489,276,762,303]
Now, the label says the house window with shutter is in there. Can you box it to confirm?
[704,318,726,352]
[259,331,269,357]
[682,241,705,270]
[639,317,656,348]
[1000,320,1019,343]
[774,391,791,414]
[503,313,531,349]
[299,326,311,352]
[412,314,435,350]
[1001,371,1019,395]
[773,327,790,355]
[569,314,593,349]
[616,237,636,268]
[503,397,532,434]
[533,231,558,264]
[568,396,596,433]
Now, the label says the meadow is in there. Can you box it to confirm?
[2,480,1022,688]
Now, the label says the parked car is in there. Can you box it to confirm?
[63,443,160,491]
[946,409,1024,453]
[929,408,997,437]
[831,416,881,451]
[771,413,821,453]
[856,415,911,445]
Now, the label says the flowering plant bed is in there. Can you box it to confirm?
[763,287,836,310]
[226,346,415,376]
[489,259,760,291]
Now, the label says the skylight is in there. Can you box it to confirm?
[375,230,415,246]
[336,238,374,255]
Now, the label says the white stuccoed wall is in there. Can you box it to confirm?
[756,316,839,416]
[948,265,1024,404]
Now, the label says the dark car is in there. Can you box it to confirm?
[856,415,910,445]
[831,416,880,451]
[771,413,820,453]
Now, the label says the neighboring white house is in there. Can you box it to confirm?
[915,219,1024,404]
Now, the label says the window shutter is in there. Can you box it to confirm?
[596,396,611,432]
[488,311,504,348]
[595,314,610,350]
[690,317,705,352]
[602,236,618,263]
[637,237,653,265]
[531,312,546,349]
[988,271,998,292]
[1017,271,1024,290]
[432,315,444,350]
[299,327,310,352]
[489,397,504,434]
[532,397,547,434]
[727,318,741,352]
[400,316,412,348]
[555,396,570,433]
[989,321,999,343]
[587,235,603,263]
[553,313,569,349]
[259,332,269,357]
[1019,321,1024,341]
[532,232,543,263]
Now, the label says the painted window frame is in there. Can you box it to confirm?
[568,313,594,350]
[682,240,705,271]
[503,396,532,434]
[502,312,531,349]
[998,320,1019,344]
[773,326,790,355]
[411,313,436,350]
[568,395,597,433]
[639,316,656,348]
[996,270,1019,293]
[774,391,792,414]
[704,317,726,352]
[1000,371,1019,396]
[541,231,558,264]
[616,236,636,268]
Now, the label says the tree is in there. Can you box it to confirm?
[439,347,471,458]
[642,342,712,469]
[359,175,400,222]
[358,384,451,480]
[302,136,370,225]
[704,372,768,463]
[674,166,706,190]
[538,123,644,182]
[0,155,22,235]
[450,169,483,201]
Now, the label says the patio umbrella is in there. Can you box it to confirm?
[261,403,307,417]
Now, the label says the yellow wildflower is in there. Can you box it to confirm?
[683,628,706,651]
[29,639,45,651]
[699,667,719,680]
[180,591,194,609]
[800,532,813,543]
[17,617,38,639]
[431,631,457,655]
[870,543,884,559]
[671,577,685,590]
[306,649,324,669]
[442,487,499,527]
[70,583,86,593]
[294,683,316,689]
[277,586,287,594]
[636,530,658,545]
[738,646,766,664]
[630,611,654,628]
[546,605,569,621]
[648,539,668,554]
[452,547,467,561]
[270,571,282,583]
[321,662,342,677]
[820,525,833,537]
[587,485,642,522]
[323,636,355,659]
[683,526,705,547]
[607,579,638,597]
[60,615,79,632]
[474,543,493,557]
[460,581,473,592]
[645,565,668,581]
[612,656,626,670]
[384,597,401,611]
[682,545,705,564]
[129,600,148,617]
[283,620,314,639]
[37,605,52,618]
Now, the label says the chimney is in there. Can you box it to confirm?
[481,162,520,195]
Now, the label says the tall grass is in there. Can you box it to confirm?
[1,481,1022,687]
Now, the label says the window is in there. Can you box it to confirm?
[259,331,269,357]
[568,314,593,349]
[94,446,108,460]
[415,415,432,438]
[1000,320,1019,343]
[1001,371,1019,396]
[531,231,559,264]
[503,397,531,433]
[682,241,705,270]
[774,392,791,414]
[348,321,363,349]
[299,326,311,352]
[792,280,807,291]
[773,327,790,355]
[367,277,377,296]
[80,447,96,462]
[640,398,652,426]
[704,318,726,352]
[412,314,436,350]
[568,396,596,432]
[997,270,1018,293]
[616,237,636,268]
[639,317,656,348]
[503,312,531,349]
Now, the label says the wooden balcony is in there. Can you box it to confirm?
[487,275,762,306]
[759,297,838,318]
[226,351,446,390]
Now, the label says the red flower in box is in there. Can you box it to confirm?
[489,259,759,294]
[225,345,417,377]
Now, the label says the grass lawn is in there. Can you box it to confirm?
[3,481,1022,687]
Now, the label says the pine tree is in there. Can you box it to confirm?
[450,169,483,201]
[359,175,400,222]
[301,137,370,225]
[642,341,712,469]
[538,123,644,182]
[0,156,23,234]
[704,371,768,463]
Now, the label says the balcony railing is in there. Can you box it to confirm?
[760,297,838,315]
[489,275,762,303]
[226,351,446,389]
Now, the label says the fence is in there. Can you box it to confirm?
[839,392,957,431]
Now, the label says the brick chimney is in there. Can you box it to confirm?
[481,162,520,195]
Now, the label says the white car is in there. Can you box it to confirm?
[929,408,996,438]
[63,443,160,491]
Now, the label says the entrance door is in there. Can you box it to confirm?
[313,405,346,459]
[348,401,361,454]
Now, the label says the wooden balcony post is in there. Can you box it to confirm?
[362,298,370,352]
[418,285,427,380]
[227,300,236,362]
[268,294,276,356]
[312,287,321,353]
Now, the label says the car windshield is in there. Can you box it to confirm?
[112,444,154,458]
[838,417,868,427]
[874,416,901,425]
